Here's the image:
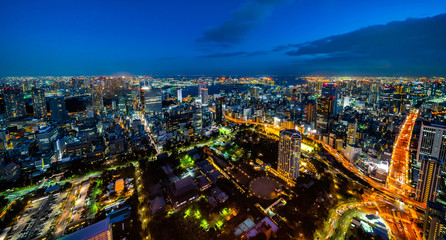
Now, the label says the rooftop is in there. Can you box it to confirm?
[59,218,111,240]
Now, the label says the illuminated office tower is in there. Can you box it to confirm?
[304,101,316,125]
[369,81,380,104]
[278,129,301,179]
[347,121,357,145]
[91,80,104,117]
[198,82,208,105]
[416,156,443,203]
[321,82,337,117]
[423,201,446,240]
[141,81,162,114]
[177,89,182,103]
[417,123,446,163]
[316,97,334,134]
[380,86,395,108]
[49,96,68,122]
[201,87,208,105]
[4,88,26,120]
[415,123,446,203]
[32,88,47,119]
[198,82,206,98]
[193,107,203,138]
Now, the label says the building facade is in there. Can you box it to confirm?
[141,81,162,114]
[423,201,446,240]
[277,129,301,179]
[32,88,47,119]
[91,80,104,117]
[316,97,334,134]
[321,82,337,117]
[49,96,68,122]
[4,88,26,120]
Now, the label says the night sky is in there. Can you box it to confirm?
[1,0,446,76]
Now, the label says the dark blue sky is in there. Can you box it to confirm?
[1,0,446,76]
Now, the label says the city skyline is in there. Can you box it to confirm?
[1,1,446,240]
[1,0,446,76]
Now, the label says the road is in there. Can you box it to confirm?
[387,111,418,197]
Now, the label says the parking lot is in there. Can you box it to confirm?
[5,192,67,240]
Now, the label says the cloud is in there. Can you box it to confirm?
[197,0,292,46]
[272,43,299,52]
[199,51,266,58]
[279,13,446,75]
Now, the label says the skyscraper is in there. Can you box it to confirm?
[415,123,446,203]
[177,89,183,103]
[141,81,162,114]
[321,82,337,117]
[423,201,446,240]
[216,97,223,124]
[416,123,446,163]
[32,88,47,119]
[316,97,334,134]
[198,82,208,105]
[416,155,443,204]
[369,81,380,105]
[4,88,26,120]
[304,100,316,125]
[278,129,301,179]
[91,80,104,117]
[193,107,203,138]
[201,87,208,105]
[49,96,68,122]
[380,86,395,108]
[198,82,207,97]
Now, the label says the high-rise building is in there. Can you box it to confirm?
[198,82,207,98]
[347,122,357,145]
[380,86,395,108]
[4,88,26,120]
[321,82,337,117]
[141,81,162,114]
[49,96,68,122]
[423,201,446,240]
[198,82,208,105]
[277,129,301,179]
[193,107,203,138]
[201,87,208,105]
[369,82,380,105]
[177,89,183,103]
[316,97,334,134]
[304,101,316,125]
[91,80,104,117]
[415,123,446,203]
[32,88,47,119]
[416,123,446,163]
[416,155,443,204]
[216,97,223,124]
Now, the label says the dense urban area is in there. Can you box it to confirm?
[0,75,445,240]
